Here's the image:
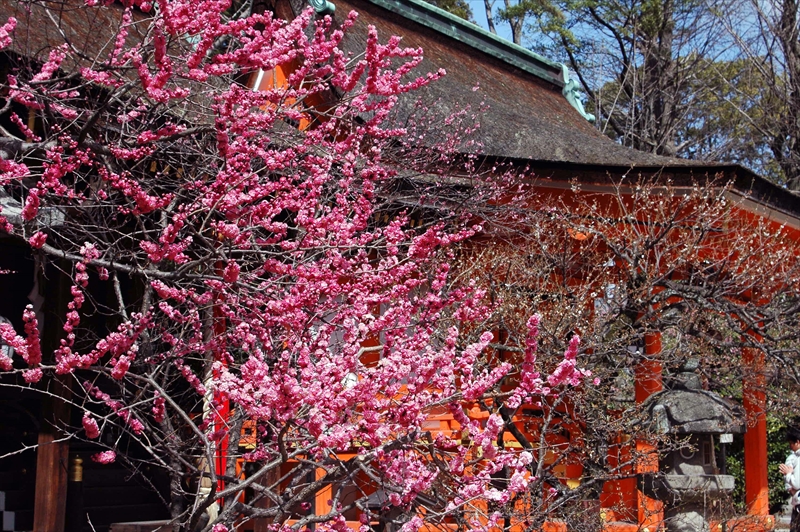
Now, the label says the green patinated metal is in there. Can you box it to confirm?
[366,0,564,88]
[560,64,595,122]
[309,0,336,15]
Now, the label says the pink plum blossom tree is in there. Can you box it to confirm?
[0,1,586,531]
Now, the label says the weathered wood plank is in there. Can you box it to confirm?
[32,390,70,532]
[108,520,171,532]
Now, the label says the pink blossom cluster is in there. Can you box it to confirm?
[9,112,40,142]
[547,334,592,387]
[84,382,145,435]
[0,17,15,49]
[505,314,546,408]
[0,305,42,382]
[0,1,596,529]
[91,450,116,464]
[82,412,101,439]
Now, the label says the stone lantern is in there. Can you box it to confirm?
[640,360,744,532]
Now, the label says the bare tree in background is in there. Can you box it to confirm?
[712,0,800,189]
[454,172,800,526]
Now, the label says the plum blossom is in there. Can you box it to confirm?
[222,261,240,283]
[91,450,116,464]
[152,393,166,423]
[400,517,423,532]
[111,355,131,379]
[548,334,584,386]
[28,232,47,249]
[22,368,42,383]
[82,412,101,439]
[80,242,101,261]
[0,17,15,49]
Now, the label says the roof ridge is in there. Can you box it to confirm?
[363,0,565,88]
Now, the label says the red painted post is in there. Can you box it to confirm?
[634,332,663,404]
[212,257,230,499]
[635,331,664,531]
[742,346,769,517]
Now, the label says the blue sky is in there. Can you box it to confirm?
[465,0,515,42]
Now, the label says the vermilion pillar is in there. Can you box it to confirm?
[315,467,333,517]
[635,332,664,531]
[213,304,230,496]
[634,332,663,404]
[742,346,769,516]
[212,259,230,498]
